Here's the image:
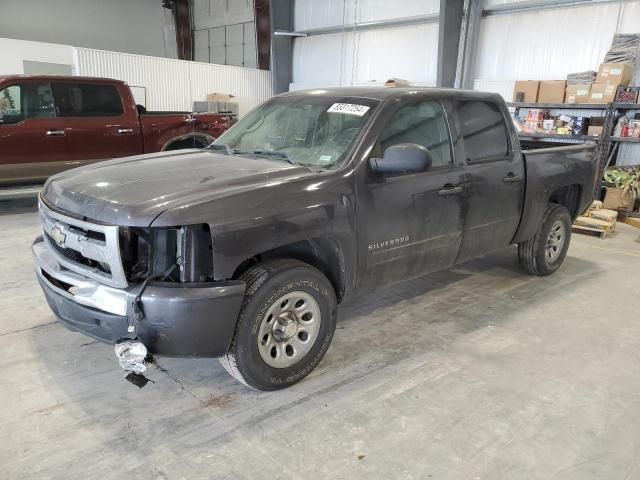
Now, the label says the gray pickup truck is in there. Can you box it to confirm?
[33,87,597,390]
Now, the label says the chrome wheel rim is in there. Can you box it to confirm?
[546,219,565,262]
[257,291,321,369]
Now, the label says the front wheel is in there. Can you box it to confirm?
[518,203,572,276]
[219,259,337,390]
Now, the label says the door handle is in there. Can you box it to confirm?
[117,128,134,134]
[502,173,522,184]
[437,185,464,197]
[46,130,65,137]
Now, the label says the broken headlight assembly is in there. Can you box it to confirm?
[118,224,214,284]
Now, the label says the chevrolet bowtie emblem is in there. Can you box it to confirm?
[50,226,66,246]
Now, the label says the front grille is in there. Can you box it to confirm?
[45,231,84,263]
[38,199,128,288]
[44,231,112,274]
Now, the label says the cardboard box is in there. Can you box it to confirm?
[589,83,618,104]
[207,92,234,102]
[603,187,635,211]
[513,81,539,103]
[193,101,239,115]
[565,84,591,104]
[538,80,566,103]
[587,126,604,136]
[596,63,632,86]
[384,78,409,87]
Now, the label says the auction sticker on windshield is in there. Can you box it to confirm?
[327,103,370,116]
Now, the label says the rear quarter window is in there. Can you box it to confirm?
[456,100,510,163]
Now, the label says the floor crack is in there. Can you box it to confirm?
[153,360,207,406]
[0,321,57,337]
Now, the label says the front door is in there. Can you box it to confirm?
[0,81,72,185]
[52,82,142,162]
[355,98,466,290]
[452,99,525,262]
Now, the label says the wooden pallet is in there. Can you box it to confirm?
[572,224,613,239]
[572,212,617,239]
[623,217,640,229]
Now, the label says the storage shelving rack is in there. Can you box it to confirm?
[608,103,640,168]
[507,101,640,180]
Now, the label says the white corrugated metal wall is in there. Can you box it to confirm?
[292,0,640,92]
[475,1,640,84]
[473,0,640,166]
[75,47,273,115]
[290,0,440,90]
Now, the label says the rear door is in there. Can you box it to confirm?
[452,99,525,262]
[52,82,142,162]
[0,81,72,185]
[355,96,466,289]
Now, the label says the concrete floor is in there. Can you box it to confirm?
[2,198,640,480]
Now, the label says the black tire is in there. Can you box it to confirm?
[219,259,337,390]
[518,203,572,276]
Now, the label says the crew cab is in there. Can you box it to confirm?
[0,75,235,186]
[32,87,597,390]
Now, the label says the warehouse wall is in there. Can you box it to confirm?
[0,38,273,115]
[291,0,440,90]
[0,0,177,58]
[0,39,75,76]
[291,0,640,93]
[475,2,640,82]
[75,48,273,115]
[193,0,257,68]
[473,2,640,108]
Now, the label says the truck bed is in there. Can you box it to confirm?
[513,142,598,244]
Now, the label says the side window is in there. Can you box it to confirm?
[379,101,452,168]
[0,83,55,124]
[54,83,123,117]
[456,100,510,163]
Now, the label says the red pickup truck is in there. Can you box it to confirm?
[0,75,235,187]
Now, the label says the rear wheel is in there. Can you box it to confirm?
[220,259,337,390]
[518,203,571,276]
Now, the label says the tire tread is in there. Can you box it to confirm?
[219,259,327,389]
[518,203,569,276]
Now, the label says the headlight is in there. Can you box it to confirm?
[119,224,213,283]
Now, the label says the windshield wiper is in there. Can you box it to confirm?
[208,143,234,155]
[249,150,296,164]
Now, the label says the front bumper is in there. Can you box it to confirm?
[33,236,246,357]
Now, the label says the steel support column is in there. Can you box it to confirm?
[270,0,294,94]
[460,0,483,89]
[254,0,272,71]
[437,0,465,88]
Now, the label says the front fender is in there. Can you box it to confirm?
[150,172,358,291]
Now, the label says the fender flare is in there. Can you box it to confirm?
[161,132,216,151]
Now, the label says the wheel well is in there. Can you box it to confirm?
[232,239,346,302]
[163,134,214,151]
[549,184,582,218]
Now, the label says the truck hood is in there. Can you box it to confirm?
[43,149,315,226]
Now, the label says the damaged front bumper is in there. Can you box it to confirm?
[32,236,245,357]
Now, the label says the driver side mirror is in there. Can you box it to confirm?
[369,143,433,176]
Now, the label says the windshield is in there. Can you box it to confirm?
[213,94,379,169]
